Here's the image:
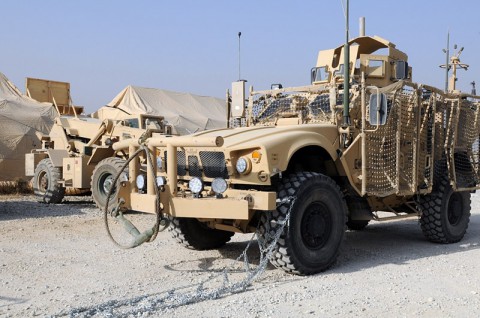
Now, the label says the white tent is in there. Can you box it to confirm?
[0,72,56,181]
[94,85,228,135]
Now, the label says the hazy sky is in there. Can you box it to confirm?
[2,0,479,113]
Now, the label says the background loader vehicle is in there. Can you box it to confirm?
[99,33,480,275]
[25,113,169,206]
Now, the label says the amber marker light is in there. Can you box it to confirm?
[251,150,262,163]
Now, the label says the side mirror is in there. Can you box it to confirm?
[368,93,388,125]
[231,80,246,117]
[395,60,409,80]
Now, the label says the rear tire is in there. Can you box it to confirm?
[33,158,65,203]
[419,175,471,243]
[91,157,127,212]
[258,172,347,275]
[169,217,234,250]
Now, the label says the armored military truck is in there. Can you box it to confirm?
[25,113,168,206]
[101,35,480,275]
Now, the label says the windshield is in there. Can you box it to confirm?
[142,116,163,129]
[123,118,139,128]
[249,88,336,125]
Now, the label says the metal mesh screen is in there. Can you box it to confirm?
[364,96,398,196]
[188,156,202,178]
[363,83,480,196]
[446,98,480,190]
[199,151,229,179]
[250,89,335,125]
[364,84,435,196]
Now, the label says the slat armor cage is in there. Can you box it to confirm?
[246,81,480,197]
[363,82,480,195]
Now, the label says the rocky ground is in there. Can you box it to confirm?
[0,193,479,317]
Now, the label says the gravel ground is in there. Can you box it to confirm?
[1,193,479,317]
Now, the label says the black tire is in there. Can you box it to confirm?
[346,219,369,231]
[33,158,65,203]
[346,196,371,231]
[91,157,127,211]
[419,175,471,243]
[169,217,234,250]
[258,172,347,275]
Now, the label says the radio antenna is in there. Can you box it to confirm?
[238,31,242,80]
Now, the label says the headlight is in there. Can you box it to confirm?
[156,176,166,187]
[188,177,204,194]
[236,157,252,175]
[211,178,227,194]
[136,174,146,190]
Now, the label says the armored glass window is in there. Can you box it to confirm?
[311,66,329,83]
[123,118,139,128]
[367,60,385,78]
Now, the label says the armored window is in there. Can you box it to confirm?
[367,60,385,78]
[311,66,329,83]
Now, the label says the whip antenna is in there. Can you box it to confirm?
[238,31,242,80]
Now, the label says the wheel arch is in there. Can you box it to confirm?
[285,145,340,177]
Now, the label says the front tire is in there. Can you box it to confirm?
[259,172,347,275]
[419,175,471,243]
[169,217,234,250]
[33,158,65,203]
[91,157,126,211]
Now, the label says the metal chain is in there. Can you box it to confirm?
[103,143,168,250]
[59,196,296,317]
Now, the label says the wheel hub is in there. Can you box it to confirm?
[102,175,114,194]
[301,202,332,249]
[39,172,48,192]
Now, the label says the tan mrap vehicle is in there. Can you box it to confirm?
[25,113,168,207]
[103,35,480,275]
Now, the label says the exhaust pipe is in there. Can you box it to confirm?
[359,17,365,37]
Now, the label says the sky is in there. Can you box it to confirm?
[2,0,480,113]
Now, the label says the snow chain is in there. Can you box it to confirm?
[62,196,297,317]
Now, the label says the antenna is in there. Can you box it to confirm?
[342,0,350,126]
[238,31,242,81]
[441,30,450,93]
[440,36,468,92]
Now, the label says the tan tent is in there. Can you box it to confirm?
[94,85,227,135]
[0,72,56,181]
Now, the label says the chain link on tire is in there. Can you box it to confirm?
[258,171,347,275]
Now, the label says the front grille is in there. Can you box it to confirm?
[200,151,228,178]
[164,150,187,176]
[163,150,228,179]
[188,155,202,177]
[177,151,187,176]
